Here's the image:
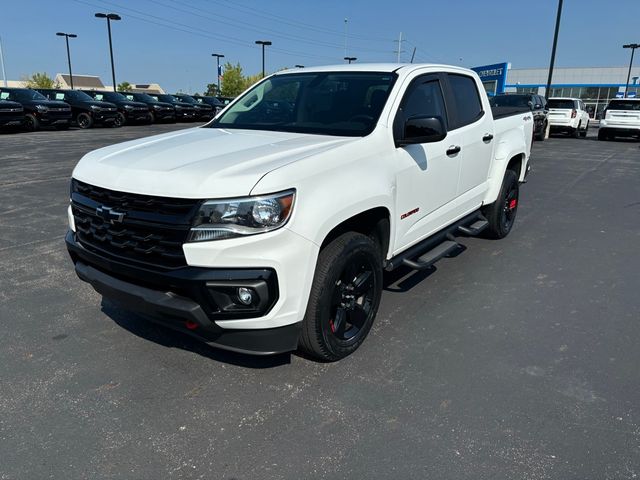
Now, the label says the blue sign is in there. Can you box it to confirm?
[471,62,510,94]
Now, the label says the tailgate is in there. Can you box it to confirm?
[548,108,572,120]
[605,109,640,125]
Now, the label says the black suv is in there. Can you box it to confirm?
[0,99,24,130]
[489,93,549,141]
[148,94,197,122]
[173,93,215,121]
[81,90,151,127]
[0,87,72,131]
[37,89,119,129]
[192,95,224,115]
[120,92,176,123]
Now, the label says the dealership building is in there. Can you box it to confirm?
[473,63,640,118]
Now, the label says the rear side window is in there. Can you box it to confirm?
[447,74,483,129]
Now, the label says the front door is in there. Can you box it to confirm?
[393,74,462,252]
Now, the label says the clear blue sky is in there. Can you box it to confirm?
[2,0,639,93]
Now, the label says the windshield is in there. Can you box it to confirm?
[134,93,157,103]
[154,94,176,103]
[548,99,575,109]
[54,90,93,102]
[0,89,47,102]
[490,95,530,108]
[175,95,196,104]
[91,91,127,102]
[210,72,397,136]
[607,100,640,111]
[197,97,223,107]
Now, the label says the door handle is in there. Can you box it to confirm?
[446,145,461,156]
[482,133,494,142]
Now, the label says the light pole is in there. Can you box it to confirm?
[95,13,121,91]
[623,43,639,98]
[344,56,357,64]
[211,53,224,95]
[56,32,77,89]
[545,0,563,98]
[255,40,272,78]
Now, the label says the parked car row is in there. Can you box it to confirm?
[490,93,639,141]
[0,86,230,132]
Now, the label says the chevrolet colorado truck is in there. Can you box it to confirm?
[66,64,533,361]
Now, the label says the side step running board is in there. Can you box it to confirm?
[458,218,489,236]
[402,240,459,270]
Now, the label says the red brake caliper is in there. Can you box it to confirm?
[509,199,517,210]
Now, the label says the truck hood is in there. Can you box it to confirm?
[72,127,355,198]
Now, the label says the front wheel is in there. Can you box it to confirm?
[534,121,547,141]
[114,112,126,127]
[24,113,39,132]
[299,232,383,361]
[76,112,93,129]
[482,170,519,239]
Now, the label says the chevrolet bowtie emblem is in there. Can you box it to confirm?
[96,206,125,224]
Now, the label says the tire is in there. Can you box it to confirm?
[597,129,608,141]
[534,121,547,141]
[299,232,383,361]
[580,121,589,138]
[482,169,519,239]
[24,113,39,132]
[76,112,93,129]
[114,112,126,127]
[573,123,581,138]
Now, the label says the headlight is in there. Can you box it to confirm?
[153,104,162,110]
[188,190,295,242]
[90,105,102,112]
[124,104,134,110]
[35,104,49,112]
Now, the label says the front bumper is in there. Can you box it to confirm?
[66,226,318,354]
[92,111,118,124]
[0,115,24,127]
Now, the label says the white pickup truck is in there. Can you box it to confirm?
[66,64,533,360]
[598,98,640,140]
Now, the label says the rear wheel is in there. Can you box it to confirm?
[299,232,383,361]
[573,123,582,138]
[598,129,609,141]
[76,112,93,129]
[482,170,519,239]
[24,113,39,132]
[580,120,589,138]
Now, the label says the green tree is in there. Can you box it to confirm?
[22,72,59,89]
[117,81,133,92]
[220,62,245,97]
[204,83,218,96]
[242,73,263,91]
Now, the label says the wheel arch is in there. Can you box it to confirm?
[320,207,391,259]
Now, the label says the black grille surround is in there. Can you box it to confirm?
[71,179,202,269]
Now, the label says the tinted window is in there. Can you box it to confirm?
[212,72,397,137]
[548,99,575,109]
[607,100,640,111]
[447,74,483,128]
[401,79,447,123]
[489,95,530,108]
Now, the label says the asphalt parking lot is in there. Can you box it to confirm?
[1,124,639,479]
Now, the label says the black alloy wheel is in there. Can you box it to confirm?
[77,112,93,129]
[114,112,126,127]
[299,232,383,361]
[24,113,39,132]
[501,179,519,233]
[328,252,377,342]
[482,169,519,239]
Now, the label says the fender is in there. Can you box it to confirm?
[484,131,528,205]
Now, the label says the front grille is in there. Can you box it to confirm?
[71,180,201,269]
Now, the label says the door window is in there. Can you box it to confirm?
[446,74,484,129]
[400,79,447,124]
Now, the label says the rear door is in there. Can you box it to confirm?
[443,73,494,197]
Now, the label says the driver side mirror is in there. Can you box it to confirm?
[396,115,447,147]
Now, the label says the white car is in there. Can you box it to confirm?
[598,98,640,140]
[66,64,533,360]
[547,97,590,138]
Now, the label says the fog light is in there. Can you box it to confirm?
[237,287,253,305]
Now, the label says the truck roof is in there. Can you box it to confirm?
[273,63,473,75]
